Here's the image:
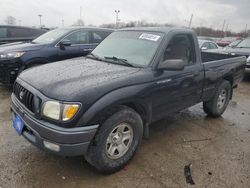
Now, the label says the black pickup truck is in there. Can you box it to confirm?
[11,27,246,173]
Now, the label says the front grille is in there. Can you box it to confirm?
[14,82,35,113]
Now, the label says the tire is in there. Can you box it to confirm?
[85,106,143,174]
[203,80,231,117]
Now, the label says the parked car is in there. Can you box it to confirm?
[0,25,46,45]
[0,27,113,84]
[208,37,250,73]
[199,39,219,51]
[11,27,246,173]
[217,37,242,47]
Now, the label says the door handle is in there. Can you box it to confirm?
[83,48,93,52]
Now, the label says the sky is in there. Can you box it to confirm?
[0,0,249,32]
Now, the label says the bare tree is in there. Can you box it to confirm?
[5,16,16,25]
[72,19,85,26]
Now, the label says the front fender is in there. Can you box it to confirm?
[78,84,152,126]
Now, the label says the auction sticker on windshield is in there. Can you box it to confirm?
[139,33,161,42]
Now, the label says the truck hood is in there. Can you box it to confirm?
[0,42,46,53]
[208,48,250,56]
[19,57,141,101]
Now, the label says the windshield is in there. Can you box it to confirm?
[236,38,250,48]
[32,29,70,44]
[228,40,241,47]
[91,31,164,67]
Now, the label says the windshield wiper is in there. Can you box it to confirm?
[86,53,102,61]
[104,56,135,67]
[235,46,250,49]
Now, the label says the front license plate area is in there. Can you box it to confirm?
[13,114,24,135]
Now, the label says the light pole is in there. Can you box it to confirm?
[115,10,120,29]
[38,14,42,28]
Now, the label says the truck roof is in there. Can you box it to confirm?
[120,27,193,34]
[60,27,114,32]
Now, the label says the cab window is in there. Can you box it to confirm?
[9,28,31,38]
[202,42,210,49]
[63,30,89,45]
[91,31,111,43]
[209,42,218,49]
[0,28,7,38]
[162,34,196,65]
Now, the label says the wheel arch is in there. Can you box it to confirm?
[79,85,152,138]
[24,57,50,68]
[222,76,234,99]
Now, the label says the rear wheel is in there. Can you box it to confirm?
[203,80,231,117]
[86,106,143,174]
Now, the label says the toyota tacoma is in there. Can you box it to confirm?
[11,27,246,173]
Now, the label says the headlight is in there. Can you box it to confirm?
[42,101,80,121]
[247,56,250,63]
[0,52,25,60]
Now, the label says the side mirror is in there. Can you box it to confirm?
[158,59,186,71]
[201,47,208,50]
[59,40,71,48]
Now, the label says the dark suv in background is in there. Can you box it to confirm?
[0,27,113,84]
[0,25,46,45]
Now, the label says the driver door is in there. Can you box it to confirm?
[151,34,203,121]
[57,30,90,61]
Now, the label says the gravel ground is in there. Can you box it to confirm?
[0,77,250,188]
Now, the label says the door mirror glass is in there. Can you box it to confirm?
[158,59,185,71]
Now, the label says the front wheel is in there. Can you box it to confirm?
[85,106,143,174]
[203,80,231,117]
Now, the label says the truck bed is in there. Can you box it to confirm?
[201,51,241,63]
[201,51,246,101]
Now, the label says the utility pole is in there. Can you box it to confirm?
[115,10,120,29]
[221,20,226,38]
[38,14,42,28]
[188,14,193,28]
[245,24,248,37]
[225,24,229,37]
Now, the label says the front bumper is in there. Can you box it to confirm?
[0,59,21,84]
[11,94,99,156]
